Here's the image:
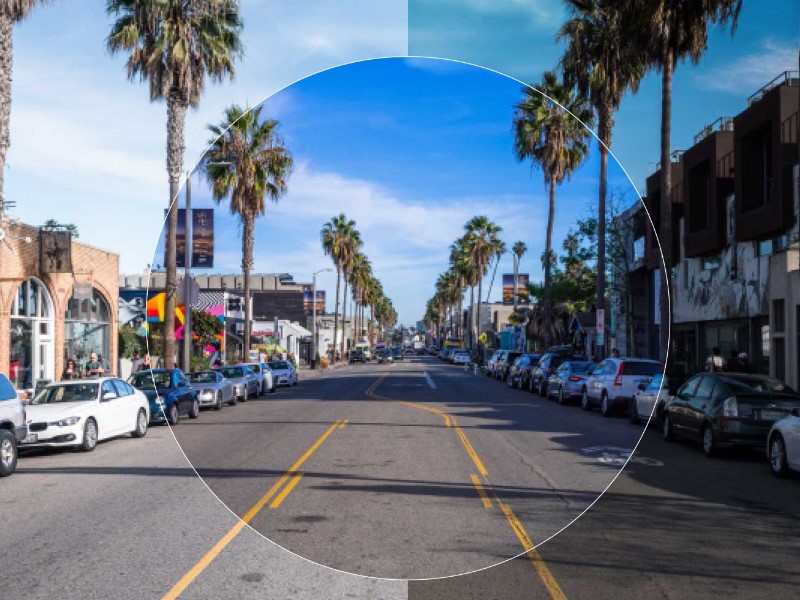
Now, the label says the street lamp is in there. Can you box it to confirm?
[311,267,332,369]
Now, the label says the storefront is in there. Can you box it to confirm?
[64,288,112,373]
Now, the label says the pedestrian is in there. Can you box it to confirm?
[84,352,104,378]
[704,347,727,372]
[131,350,143,374]
[738,352,754,374]
[727,349,743,372]
[138,353,153,372]
[62,358,80,381]
[611,348,620,358]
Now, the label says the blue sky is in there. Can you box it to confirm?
[409,0,800,193]
[155,58,631,325]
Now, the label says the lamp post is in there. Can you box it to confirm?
[181,171,193,373]
[311,268,332,368]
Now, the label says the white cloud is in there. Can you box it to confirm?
[424,0,564,27]
[696,39,798,95]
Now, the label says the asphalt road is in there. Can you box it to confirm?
[3,354,799,599]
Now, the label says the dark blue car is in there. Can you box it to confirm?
[128,369,198,425]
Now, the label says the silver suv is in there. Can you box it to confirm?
[581,357,663,417]
[0,373,27,477]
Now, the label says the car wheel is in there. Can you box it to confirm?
[270,384,277,393]
[600,392,612,417]
[661,414,675,441]
[132,409,148,438]
[581,388,591,411]
[557,386,566,405]
[81,418,98,452]
[0,430,18,477]
[292,378,298,386]
[240,389,248,403]
[769,434,790,477]
[215,392,223,411]
[229,393,237,406]
[189,399,200,419]
[167,404,180,426]
[702,424,718,457]
[628,398,640,424]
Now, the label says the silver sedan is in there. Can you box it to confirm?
[188,370,236,409]
[545,361,595,404]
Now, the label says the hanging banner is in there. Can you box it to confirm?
[303,290,326,313]
[39,230,73,273]
[502,273,529,305]
[191,209,214,268]
[162,209,187,268]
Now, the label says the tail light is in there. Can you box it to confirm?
[568,375,583,382]
[723,397,738,418]
[547,366,553,374]
[613,362,625,387]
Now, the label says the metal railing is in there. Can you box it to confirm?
[693,116,734,145]
[747,70,799,105]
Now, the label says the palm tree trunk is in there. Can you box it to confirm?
[341,276,349,358]
[659,55,673,364]
[242,213,254,360]
[0,14,12,208]
[597,102,613,361]
[164,96,187,368]
[543,176,556,350]
[333,268,341,361]
[469,286,475,349]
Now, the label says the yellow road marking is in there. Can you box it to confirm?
[451,416,488,478]
[338,419,349,429]
[162,420,344,600]
[269,472,305,509]
[470,474,493,509]
[366,375,451,427]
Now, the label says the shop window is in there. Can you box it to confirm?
[9,278,54,391]
[64,289,111,375]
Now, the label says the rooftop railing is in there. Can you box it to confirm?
[747,70,799,106]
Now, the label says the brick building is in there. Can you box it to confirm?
[0,222,119,394]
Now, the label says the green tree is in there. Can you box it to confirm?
[204,105,293,358]
[462,215,503,352]
[191,308,223,348]
[107,0,243,368]
[513,70,593,348]
[321,214,359,360]
[42,219,79,238]
[559,0,646,358]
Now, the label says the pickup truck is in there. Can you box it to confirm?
[0,373,27,477]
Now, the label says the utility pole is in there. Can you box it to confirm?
[181,172,193,374]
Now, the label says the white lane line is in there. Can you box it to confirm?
[424,371,437,390]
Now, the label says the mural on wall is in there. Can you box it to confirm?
[673,241,768,323]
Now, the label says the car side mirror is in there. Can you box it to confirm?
[102,392,116,401]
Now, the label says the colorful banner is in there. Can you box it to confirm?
[191,209,214,268]
[502,273,529,305]
[303,290,326,313]
[163,209,187,268]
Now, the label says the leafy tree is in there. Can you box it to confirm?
[191,308,223,348]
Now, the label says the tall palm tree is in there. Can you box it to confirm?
[1,1,56,212]
[349,251,371,346]
[203,105,293,359]
[559,0,646,359]
[321,213,357,361]
[338,227,362,358]
[623,0,741,362]
[462,216,503,356]
[511,241,527,311]
[107,0,242,367]
[513,70,592,349]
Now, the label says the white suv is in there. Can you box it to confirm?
[581,358,663,417]
[0,373,27,477]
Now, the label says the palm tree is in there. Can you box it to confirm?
[559,0,646,359]
[1,1,56,211]
[513,70,593,349]
[623,0,741,362]
[321,214,358,361]
[462,216,503,357]
[511,241,527,311]
[107,0,242,367]
[348,251,371,346]
[338,227,362,358]
[203,105,293,359]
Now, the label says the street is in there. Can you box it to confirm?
[3,355,799,599]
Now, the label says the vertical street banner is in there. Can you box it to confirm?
[303,290,326,313]
[502,273,529,305]
[191,209,214,268]
[163,209,187,268]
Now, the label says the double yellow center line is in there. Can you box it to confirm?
[162,419,348,600]
[367,374,567,600]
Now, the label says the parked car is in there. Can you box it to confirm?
[486,350,503,377]
[662,373,800,457]
[507,354,540,389]
[494,350,523,381]
[393,347,405,361]
[244,362,276,394]
[630,373,678,425]
[268,360,298,387]
[129,369,199,425]
[452,350,470,365]
[22,378,149,452]
[214,365,260,401]
[545,360,595,404]
[188,370,235,409]
[581,358,662,417]
[530,353,588,396]
[0,373,26,476]
[350,348,367,364]
[767,408,800,476]
[377,348,393,364]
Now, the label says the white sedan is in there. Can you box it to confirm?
[767,408,800,477]
[451,351,470,365]
[21,378,150,452]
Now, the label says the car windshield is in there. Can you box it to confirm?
[0,375,17,401]
[32,383,98,404]
[269,361,289,370]
[622,361,662,376]
[129,371,172,389]
[720,374,795,394]
[218,367,245,378]
[189,372,217,383]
